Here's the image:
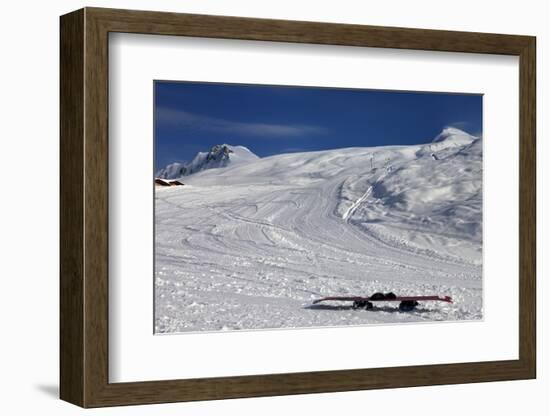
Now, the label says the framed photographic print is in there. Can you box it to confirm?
[60,7,536,408]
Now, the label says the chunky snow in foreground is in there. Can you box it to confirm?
[155,128,482,333]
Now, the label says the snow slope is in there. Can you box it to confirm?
[155,128,482,333]
[156,144,259,178]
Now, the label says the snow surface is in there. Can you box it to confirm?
[155,129,482,333]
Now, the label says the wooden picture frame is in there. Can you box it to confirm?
[60,7,536,408]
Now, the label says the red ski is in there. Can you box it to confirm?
[312,292,452,311]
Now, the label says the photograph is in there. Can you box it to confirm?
[153,81,483,334]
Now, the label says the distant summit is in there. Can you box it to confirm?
[156,144,260,179]
[415,127,480,159]
[431,127,479,146]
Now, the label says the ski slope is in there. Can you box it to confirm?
[155,128,482,333]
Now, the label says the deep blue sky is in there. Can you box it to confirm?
[154,81,482,170]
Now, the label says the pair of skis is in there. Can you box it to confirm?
[312,293,452,312]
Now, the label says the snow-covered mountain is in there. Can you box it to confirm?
[155,128,483,333]
[156,144,259,179]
